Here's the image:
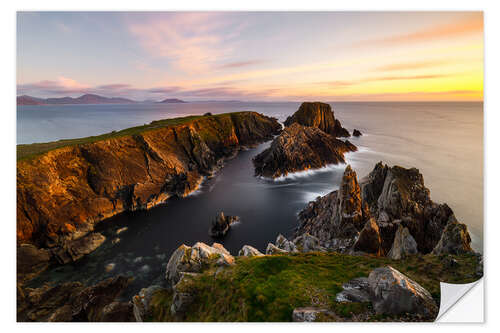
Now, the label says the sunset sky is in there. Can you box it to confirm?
[17,11,483,101]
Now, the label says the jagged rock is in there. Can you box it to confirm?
[432,220,472,255]
[353,218,383,255]
[170,273,200,316]
[52,233,106,264]
[284,102,349,137]
[165,242,234,286]
[209,211,240,238]
[335,277,371,302]
[18,276,131,322]
[292,307,338,322]
[368,266,438,318]
[296,162,471,257]
[132,285,164,322]
[275,234,298,253]
[295,165,368,251]
[387,225,418,259]
[253,123,357,178]
[352,129,362,137]
[292,233,326,253]
[266,243,288,255]
[238,245,264,257]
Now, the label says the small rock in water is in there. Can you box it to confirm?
[209,211,240,238]
[112,238,121,245]
[352,129,362,137]
[116,227,128,235]
[105,263,116,272]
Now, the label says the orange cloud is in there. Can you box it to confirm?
[358,14,483,47]
[375,60,447,72]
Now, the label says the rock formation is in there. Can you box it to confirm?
[387,225,418,259]
[253,123,357,178]
[17,112,280,273]
[238,245,264,257]
[283,102,350,137]
[352,129,362,137]
[431,220,472,255]
[209,211,239,238]
[17,276,133,322]
[295,162,474,258]
[368,266,438,318]
[336,266,438,319]
[165,242,234,287]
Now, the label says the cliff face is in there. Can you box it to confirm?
[253,123,357,178]
[283,102,350,137]
[17,112,281,249]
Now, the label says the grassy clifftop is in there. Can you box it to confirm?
[148,251,481,322]
[17,112,255,161]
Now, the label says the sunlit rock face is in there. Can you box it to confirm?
[17,112,280,272]
[283,102,350,137]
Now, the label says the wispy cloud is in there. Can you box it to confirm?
[356,14,482,47]
[375,60,447,72]
[319,73,451,89]
[126,12,245,74]
[217,60,265,69]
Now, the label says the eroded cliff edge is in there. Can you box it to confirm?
[17,112,281,270]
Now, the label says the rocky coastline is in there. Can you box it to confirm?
[16,103,482,322]
[17,112,281,280]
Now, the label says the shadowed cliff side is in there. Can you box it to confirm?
[16,112,281,260]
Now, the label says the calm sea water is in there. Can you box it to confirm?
[19,101,483,296]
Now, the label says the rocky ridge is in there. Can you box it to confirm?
[295,162,473,258]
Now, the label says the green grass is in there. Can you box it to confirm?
[148,251,480,322]
[16,112,250,161]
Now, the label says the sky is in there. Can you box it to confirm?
[16,11,483,101]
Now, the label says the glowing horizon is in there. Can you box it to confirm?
[17,12,483,102]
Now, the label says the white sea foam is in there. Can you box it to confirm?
[262,163,347,182]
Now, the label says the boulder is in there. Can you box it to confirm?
[352,129,362,137]
[275,234,298,253]
[283,102,349,137]
[387,224,418,259]
[368,266,438,318]
[353,218,383,255]
[17,244,52,282]
[253,123,357,178]
[238,245,264,257]
[266,243,288,255]
[52,232,106,264]
[292,233,326,253]
[209,211,239,238]
[335,277,371,303]
[432,220,472,255]
[165,242,234,286]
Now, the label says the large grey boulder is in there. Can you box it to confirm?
[432,220,472,255]
[293,233,326,253]
[52,232,106,264]
[238,245,264,257]
[165,242,234,286]
[266,243,288,255]
[335,277,371,303]
[275,234,299,253]
[387,224,418,259]
[368,266,438,318]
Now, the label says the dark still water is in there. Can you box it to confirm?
[21,101,483,297]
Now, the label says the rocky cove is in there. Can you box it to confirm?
[17,103,483,322]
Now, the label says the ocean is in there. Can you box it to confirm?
[18,101,483,296]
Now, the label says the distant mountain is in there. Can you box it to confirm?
[17,94,137,105]
[17,95,46,105]
[158,98,187,104]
